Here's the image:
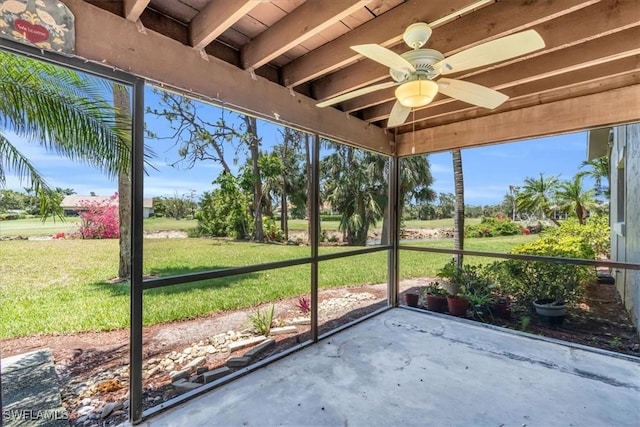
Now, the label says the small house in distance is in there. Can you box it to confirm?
[61,195,154,218]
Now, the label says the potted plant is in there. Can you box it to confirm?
[490,296,511,319]
[423,282,448,312]
[446,292,469,317]
[404,292,420,308]
[436,259,465,296]
[499,236,595,325]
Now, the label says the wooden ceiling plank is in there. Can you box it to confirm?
[241,0,371,71]
[396,84,640,156]
[313,0,616,102]
[360,26,640,121]
[281,0,487,88]
[62,0,392,154]
[124,0,150,22]
[190,0,262,50]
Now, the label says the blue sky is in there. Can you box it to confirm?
[2,87,591,206]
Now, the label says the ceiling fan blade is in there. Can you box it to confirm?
[388,100,412,127]
[435,30,545,75]
[351,44,416,73]
[437,78,508,109]
[316,81,398,108]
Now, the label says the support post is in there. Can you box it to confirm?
[388,155,400,307]
[310,133,320,342]
[129,78,145,424]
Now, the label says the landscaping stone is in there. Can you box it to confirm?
[173,381,201,394]
[169,369,190,382]
[288,317,311,325]
[269,326,297,335]
[226,356,251,368]
[189,374,204,384]
[202,367,231,384]
[244,338,276,359]
[183,355,207,370]
[101,402,116,419]
[228,336,266,352]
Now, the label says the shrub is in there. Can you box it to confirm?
[465,216,522,238]
[262,216,284,242]
[320,214,342,222]
[76,193,119,239]
[296,296,311,314]
[543,215,610,258]
[497,236,595,308]
[195,173,252,239]
[250,305,275,336]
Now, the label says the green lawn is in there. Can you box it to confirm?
[0,216,200,237]
[0,234,535,338]
[0,216,485,238]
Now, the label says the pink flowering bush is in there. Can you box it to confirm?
[76,193,120,239]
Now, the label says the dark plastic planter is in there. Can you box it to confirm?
[404,293,420,308]
[426,294,448,312]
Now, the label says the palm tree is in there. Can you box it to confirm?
[579,156,610,199]
[555,174,596,225]
[0,51,129,215]
[516,173,560,225]
[452,150,464,268]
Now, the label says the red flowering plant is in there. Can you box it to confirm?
[76,193,120,239]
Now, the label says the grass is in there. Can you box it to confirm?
[0,234,536,339]
[1,216,486,238]
[0,216,199,237]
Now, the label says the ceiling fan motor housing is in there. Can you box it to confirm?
[389,49,445,82]
[403,22,432,49]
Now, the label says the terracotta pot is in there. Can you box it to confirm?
[446,295,468,317]
[491,300,511,319]
[426,294,448,312]
[404,293,420,308]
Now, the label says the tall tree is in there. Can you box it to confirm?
[113,84,132,279]
[147,91,266,241]
[516,173,560,225]
[242,115,264,242]
[452,150,465,268]
[555,174,596,225]
[0,51,129,216]
[321,144,386,246]
[579,156,610,199]
[385,155,436,244]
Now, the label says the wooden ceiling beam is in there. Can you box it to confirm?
[396,84,640,156]
[62,0,393,154]
[280,0,487,87]
[360,26,640,122]
[190,0,262,51]
[241,0,371,71]
[123,0,149,22]
[313,0,625,102]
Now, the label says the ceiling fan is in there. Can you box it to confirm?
[316,23,545,127]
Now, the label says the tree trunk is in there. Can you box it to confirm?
[113,84,131,280]
[452,150,464,269]
[244,116,263,241]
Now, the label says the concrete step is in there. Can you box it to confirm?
[1,349,69,426]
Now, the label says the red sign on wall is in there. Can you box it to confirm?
[0,0,75,54]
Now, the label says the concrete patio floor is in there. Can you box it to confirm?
[142,308,640,427]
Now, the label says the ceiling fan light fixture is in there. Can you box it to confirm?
[395,79,438,108]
